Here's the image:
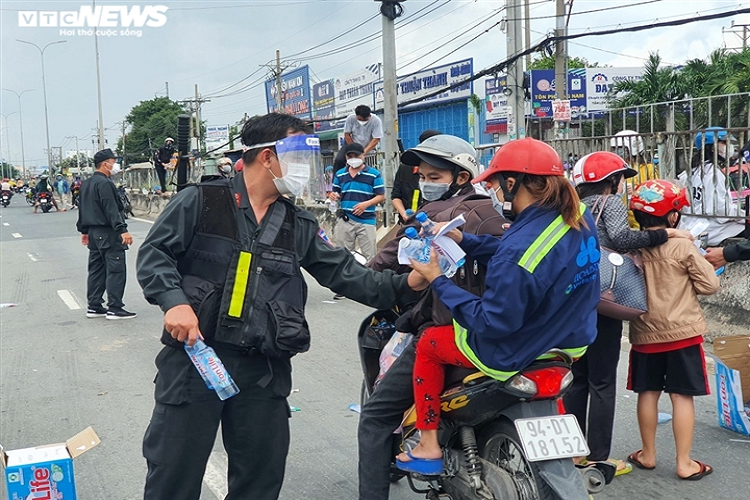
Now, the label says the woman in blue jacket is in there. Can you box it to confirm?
[396,137,601,473]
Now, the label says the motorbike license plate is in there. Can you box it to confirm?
[514,415,589,462]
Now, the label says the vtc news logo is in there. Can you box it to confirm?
[18,5,168,28]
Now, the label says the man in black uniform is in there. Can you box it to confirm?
[154,137,174,194]
[136,113,421,500]
[76,148,136,320]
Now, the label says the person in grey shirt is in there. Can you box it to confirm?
[334,105,384,170]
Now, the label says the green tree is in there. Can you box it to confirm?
[117,97,187,164]
[56,154,92,174]
[527,55,599,70]
[1,161,19,179]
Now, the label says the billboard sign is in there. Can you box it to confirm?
[205,125,230,152]
[265,65,312,119]
[530,68,587,118]
[312,79,337,132]
[334,64,381,120]
[374,58,473,111]
[484,76,508,133]
[585,67,643,112]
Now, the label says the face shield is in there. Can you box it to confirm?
[247,134,321,197]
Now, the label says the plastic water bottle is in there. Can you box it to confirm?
[403,227,458,277]
[328,198,338,213]
[415,212,465,272]
[403,227,431,263]
[184,340,240,400]
[405,209,414,217]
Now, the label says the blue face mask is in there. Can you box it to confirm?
[488,186,503,215]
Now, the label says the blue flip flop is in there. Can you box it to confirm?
[395,451,443,475]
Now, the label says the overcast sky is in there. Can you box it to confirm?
[1,0,748,168]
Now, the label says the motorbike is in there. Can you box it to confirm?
[1,190,11,208]
[116,183,134,219]
[358,312,611,500]
[37,191,54,213]
[24,187,35,206]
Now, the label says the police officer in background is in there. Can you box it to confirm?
[76,148,136,320]
[136,112,421,500]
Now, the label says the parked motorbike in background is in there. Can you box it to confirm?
[358,312,611,500]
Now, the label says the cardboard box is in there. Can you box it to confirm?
[713,336,750,436]
[1,427,100,500]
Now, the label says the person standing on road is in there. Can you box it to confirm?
[330,142,385,265]
[53,174,71,210]
[135,112,420,500]
[76,148,136,320]
[155,137,175,195]
[625,179,719,481]
[333,105,383,171]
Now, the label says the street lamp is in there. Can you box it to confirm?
[16,39,67,175]
[3,88,34,175]
[1,111,18,175]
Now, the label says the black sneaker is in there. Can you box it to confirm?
[106,309,137,320]
[86,307,108,318]
[333,294,346,300]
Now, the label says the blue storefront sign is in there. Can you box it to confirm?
[265,65,312,119]
[484,76,508,133]
[373,58,473,111]
[530,68,587,118]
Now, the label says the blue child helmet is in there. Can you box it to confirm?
[694,126,727,149]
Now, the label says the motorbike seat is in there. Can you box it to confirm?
[444,366,486,388]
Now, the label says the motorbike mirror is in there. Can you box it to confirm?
[608,253,624,267]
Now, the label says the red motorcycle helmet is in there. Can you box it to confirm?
[473,137,564,184]
[571,151,637,186]
[629,179,689,217]
[234,158,245,172]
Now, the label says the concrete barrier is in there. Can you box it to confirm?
[130,189,749,339]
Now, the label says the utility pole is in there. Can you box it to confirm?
[506,0,525,139]
[379,0,403,227]
[554,0,569,139]
[93,0,105,150]
[165,81,169,99]
[723,21,750,51]
[275,50,283,111]
[524,0,532,69]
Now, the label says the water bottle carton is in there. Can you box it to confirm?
[1,427,101,500]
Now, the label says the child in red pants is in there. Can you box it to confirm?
[395,324,474,470]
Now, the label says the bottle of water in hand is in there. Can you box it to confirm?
[403,227,458,278]
[185,340,240,400]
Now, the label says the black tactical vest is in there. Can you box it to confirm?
[166,181,310,358]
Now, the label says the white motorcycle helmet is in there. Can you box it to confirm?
[610,130,645,160]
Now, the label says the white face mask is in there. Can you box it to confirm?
[419,181,451,201]
[219,164,232,175]
[347,158,364,169]
[110,163,121,175]
[357,120,368,126]
[272,162,309,197]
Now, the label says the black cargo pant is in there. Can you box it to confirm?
[143,344,292,500]
[155,162,167,193]
[563,314,623,461]
[86,227,127,311]
[358,340,416,500]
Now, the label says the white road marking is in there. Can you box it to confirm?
[11,232,22,238]
[57,290,82,310]
[27,253,39,262]
[2,222,9,226]
[131,217,154,225]
[203,451,228,500]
